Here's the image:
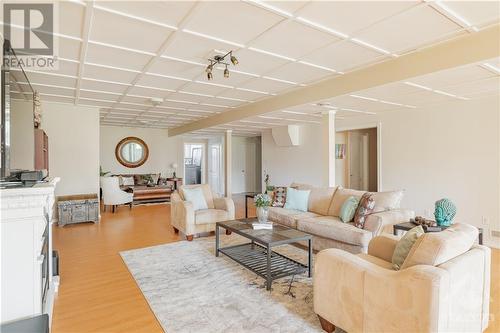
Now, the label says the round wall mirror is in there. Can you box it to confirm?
[115,137,149,168]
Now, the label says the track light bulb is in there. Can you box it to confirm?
[207,72,213,80]
[230,55,238,65]
[224,67,229,78]
[206,65,212,73]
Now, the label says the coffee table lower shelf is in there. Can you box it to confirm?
[218,242,307,290]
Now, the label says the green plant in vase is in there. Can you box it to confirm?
[254,193,272,223]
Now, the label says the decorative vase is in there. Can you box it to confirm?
[256,206,269,223]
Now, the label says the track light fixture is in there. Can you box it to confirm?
[205,50,238,80]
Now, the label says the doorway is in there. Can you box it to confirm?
[336,127,378,191]
[208,143,222,196]
[184,143,205,185]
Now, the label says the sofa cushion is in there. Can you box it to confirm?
[357,253,393,270]
[370,190,404,213]
[353,193,375,229]
[392,225,424,270]
[401,223,479,269]
[271,186,287,207]
[339,196,359,223]
[182,187,208,211]
[297,216,372,247]
[195,209,229,225]
[308,187,338,215]
[284,187,310,212]
[328,188,366,217]
[268,207,319,228]
[180,184,215,209]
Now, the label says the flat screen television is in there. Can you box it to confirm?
[1,40,35,180]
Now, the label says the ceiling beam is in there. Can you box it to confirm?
[168,23,500,137]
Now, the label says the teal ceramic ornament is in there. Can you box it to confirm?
[434,198,456,226]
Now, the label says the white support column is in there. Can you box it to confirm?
[224,130,232,198]
[322,110,336,187]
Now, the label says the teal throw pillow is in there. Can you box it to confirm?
[183,187,208,211]
[284,187,310,212]
[339,196,359,223]
[392,225,425,270]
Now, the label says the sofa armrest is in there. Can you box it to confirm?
[214,197,235,219]
[368,234,400,262]
[314,248,450,333]
[364,209,415,235]
[170,194,195,234]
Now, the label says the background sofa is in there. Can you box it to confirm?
[313,223,489,333]
[268,183,415,253]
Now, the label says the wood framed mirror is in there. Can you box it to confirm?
[115,137,149,168]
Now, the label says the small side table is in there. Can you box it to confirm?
[393,222,483,245]
[244,192,258,218]
[166,177,183,191]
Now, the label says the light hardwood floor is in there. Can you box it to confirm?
[52,196,499,333]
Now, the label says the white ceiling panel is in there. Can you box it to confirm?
[135,74,187,91]
[393,90,456,105]
[80,90,120,102]
[239,77,295,94]
[54,60,80,77]
[121,95,152,105]
[203,97,242,107]
[176,91,213,103]
[354,4,462,53]
[445,77,500,96]
[114,102,149,111]
[32,85,74,97]
[83,64,137,84]
[301,40,384,72]
[162,32,240,66]
[90,9,172,54]
[128,86,173,99]
[39,94,75,104]
[296,1,418,36]
[59,2,85,39]
[410,65,495,89]
[440,1,500,26]
[160,99,198,110]
[183,1,283,45]
[359,82,423,100]
[59,38,82,61]
[251,20,335,59]
[230,48,289,75]
[265,62,335,84]
[81,78,128,94]
[86,43,152,71]
[265,1,309,13]
[192,70,253,86]
[323,95,399,112]
[25,72,77,88]
[217,89,268,101]
[149,57,205,80]
[78,98,115,108]
[181,82,229,96]
[95,1,195,27]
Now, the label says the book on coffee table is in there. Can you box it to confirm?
[252,222,273,230]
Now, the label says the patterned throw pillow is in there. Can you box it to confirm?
[353,193,376,229]
[272,186,287,207]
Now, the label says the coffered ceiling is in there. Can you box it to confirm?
[4,1,500,136]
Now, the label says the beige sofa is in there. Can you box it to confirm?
[268,183,415,253]
[171,184,235,240]
[314,223,490,333]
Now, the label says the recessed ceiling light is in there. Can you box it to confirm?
[262,76,298,85]
[182,29,245,48]
[88,40,155,56]
[350,38,391,55]
[94,5,178,30]
[433,1,478,31]
[295,16,349,39]
[297,61,338,73]
[243,0,293,18]
[248,47,296,62]
[481,63,500,74]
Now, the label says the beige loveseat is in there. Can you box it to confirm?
[268,183,415,253]
[314,223,490,333]
[171,184,235,240]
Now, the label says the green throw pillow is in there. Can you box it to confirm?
[339,196,359,222]
[392,225,424,270]
[284,187,310,212]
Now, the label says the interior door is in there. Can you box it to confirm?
[232,140,246,194]
[209,144,222,196]
[348,132,369,191]
[245,141,256,193]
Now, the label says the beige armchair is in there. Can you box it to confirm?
[171,184,235,240]
[314,223,490,333]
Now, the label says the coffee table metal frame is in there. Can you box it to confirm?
[215,219,313,291]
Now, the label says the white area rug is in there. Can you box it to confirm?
[120,235,325,333]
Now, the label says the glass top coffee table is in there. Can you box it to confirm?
[215,218,313,291]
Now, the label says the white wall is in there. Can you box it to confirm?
[337,95,500,245]
[262,124,325,187]
[100,126,182,178]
